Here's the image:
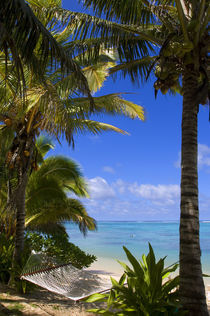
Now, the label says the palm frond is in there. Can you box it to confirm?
[36,156,83,179]
[109,56,156,83]
[26,155,89,212]
[0,0,93,99]
[26,198,96,236]
[83,62,115,93]
[35,135,55,163]
[53,59,116,98]
[26,221,67,236]
[81,0,155,25]
[69,11,163,45]
[59,119,128,145]
[65,93,144,120]
[26,176,67,214]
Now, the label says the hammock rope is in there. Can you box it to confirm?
[20,253,112,301]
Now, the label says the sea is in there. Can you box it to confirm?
[65,221,210,284]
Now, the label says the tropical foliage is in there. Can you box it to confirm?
[0,0,92,99]
[0,135,96,237]
[25,232,96,269]
[65,0,209,313]
[25,155,95,236]
[0,232,96,289]
[0,0,145,268]
[86,244,185,315]
[0,136,97,289]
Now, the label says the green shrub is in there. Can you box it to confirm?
[25,231,96,269]
[0,233,14,283]
[86,244,186,315]
[0,230,96,293]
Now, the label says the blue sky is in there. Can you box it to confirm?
[51,0,210,221]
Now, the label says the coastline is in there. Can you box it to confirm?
[67,221,210,286]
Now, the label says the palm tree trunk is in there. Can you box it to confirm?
[11,132,35,268]
[180,67,208,315]
[13,168,28,266]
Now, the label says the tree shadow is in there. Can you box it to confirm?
[0,303,23,316]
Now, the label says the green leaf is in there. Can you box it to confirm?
[85,293,107,302]
[119,272,127,285]
[117,260,133,274]
[123,246,144,279]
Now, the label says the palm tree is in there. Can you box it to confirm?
[0,0,93,99]
[0,48,144,269]
[25,155,96,236]
[64,0,209,314]
[0,0,145,269]
[0,135,97,276]
[0,135,96,238]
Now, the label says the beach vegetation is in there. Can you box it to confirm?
[0,135,96,237]
[0,136,97,289]
[86,244,187,315]
[0,0,93,101]
[0,0,144,271]
[25,232,96,270]
[0,234,14,284]
[0,231,96,287]
[68,0,210,313]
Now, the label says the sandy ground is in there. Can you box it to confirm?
[0,282,210,315]
[0,282,98,316]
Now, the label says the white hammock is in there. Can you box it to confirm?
[21,253,112,301]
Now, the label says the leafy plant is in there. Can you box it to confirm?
[0,230,96,294]
[86,244,187,315]
[25,232,96,269]
[0,234,14,283]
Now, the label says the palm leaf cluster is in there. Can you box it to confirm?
[26,155,96,236]
[65,0,209,100]
[0,0,93,99]
[0,44,144,175]
[0,0,146,268]
[48,9,156,84]
[0,135,96,237]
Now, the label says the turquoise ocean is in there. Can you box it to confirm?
[65,221,210,282]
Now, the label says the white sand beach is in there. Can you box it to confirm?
[86,256,124,276]
[0,257,210,315]
[0,275,210,315]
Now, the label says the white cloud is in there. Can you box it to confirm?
[128,183,180,205]
[83,178,182,220]
[198,144,210,167]
[113,179,126,194]
[102,166,115,174]
[88,177,116,200]
[83,176,210,220]
[114,180,179,206]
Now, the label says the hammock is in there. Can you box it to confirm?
[20,253,112,301]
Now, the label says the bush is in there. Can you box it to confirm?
[25,231,96,269]
[0,231,96,292]
[0,233,14,283]
[86,244,186,315]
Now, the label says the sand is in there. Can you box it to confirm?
[0,282,97,316]
[0,267,210,315]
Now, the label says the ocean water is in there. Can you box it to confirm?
[65,221,210,279]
